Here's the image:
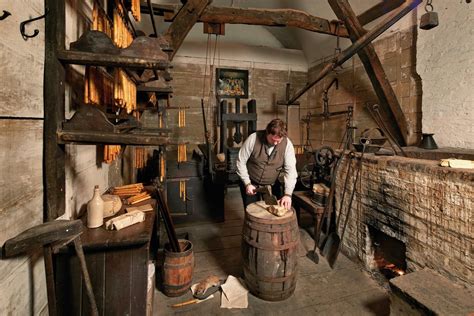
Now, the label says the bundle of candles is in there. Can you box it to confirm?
[126,191,152,205]
[84,66,114,106]
[159,154,165,182]
[178,109,186,127]
[179,180,187,202]
[177,144,187,162]
[134,147,147,169]
[104,145,121,164]
[113,69,137,114]
[113,6,133,48]
[130,0,141,22]
[111,183,144,197]
[92,1,112,36]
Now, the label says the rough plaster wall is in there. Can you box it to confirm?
[417,2,474,149]
[0,0,47,314]
[305,28,421,149]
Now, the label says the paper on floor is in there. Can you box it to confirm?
[220,275,248,309]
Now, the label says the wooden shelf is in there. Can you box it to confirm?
[58,129,169,145]
[137,85,173,94]
[58,50,170,70]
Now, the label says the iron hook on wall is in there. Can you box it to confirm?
[0,10,11,20]
[20,8,49,40]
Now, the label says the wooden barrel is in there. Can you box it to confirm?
[162,239,194,297]
[242,201,299,301]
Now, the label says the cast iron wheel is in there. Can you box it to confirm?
[299,163,314,189]
[315,146,335,166]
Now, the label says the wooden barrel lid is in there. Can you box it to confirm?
[246,201,294,224]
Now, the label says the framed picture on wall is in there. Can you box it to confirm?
[216,68,249,99]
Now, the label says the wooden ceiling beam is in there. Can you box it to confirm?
[163,0,212,60]
[357,0,405,26]
[142,3,349,37]
[328,0,421,146]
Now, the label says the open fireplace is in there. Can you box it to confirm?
[368,225,407,280]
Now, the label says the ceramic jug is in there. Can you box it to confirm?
[87,185,104,228]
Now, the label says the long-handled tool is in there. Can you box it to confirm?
[323,143,368,268]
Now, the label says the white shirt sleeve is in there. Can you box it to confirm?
[283,138,298,196]
[236,132,257,185]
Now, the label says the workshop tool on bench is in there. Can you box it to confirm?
[323,142,368,268]
[255,185,278,205]
[1,220,98,316]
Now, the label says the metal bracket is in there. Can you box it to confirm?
[20,8,49,40]
[0,10,11,20]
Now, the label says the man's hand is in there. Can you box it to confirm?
[246,184,256,196]
[279,195,292,210]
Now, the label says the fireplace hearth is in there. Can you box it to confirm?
[368,225,407,280]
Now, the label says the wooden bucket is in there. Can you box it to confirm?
[242,201,299,301]
[162,239,194,297]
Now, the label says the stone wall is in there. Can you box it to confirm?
[335,154,473,287]
[305,27,421,149]
[167,60,308,154]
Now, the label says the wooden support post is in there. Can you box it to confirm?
[164,0,212,60]
[44,0,66,220]
[328,0,421,145]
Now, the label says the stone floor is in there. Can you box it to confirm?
[153,187,390,315]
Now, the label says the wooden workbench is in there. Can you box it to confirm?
[54,204,156,316]
[292,191,326,241]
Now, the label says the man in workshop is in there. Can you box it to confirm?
[236,118,297,210]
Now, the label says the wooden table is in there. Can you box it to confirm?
[54,204,156,316]
[292,191,326,240]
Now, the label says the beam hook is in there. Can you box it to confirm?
[0,10,11,20]
[20,8,49,40]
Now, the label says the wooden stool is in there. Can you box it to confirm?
[1,220,98,316]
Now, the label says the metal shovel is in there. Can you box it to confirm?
[322,144,367,268]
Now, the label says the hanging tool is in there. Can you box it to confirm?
[367,104,406,156]
[323,142,369,268]
[309,115,354,264]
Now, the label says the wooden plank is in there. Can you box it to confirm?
[163,0,212,60]
[57,50,170,70]
[2,220,82,257]
[104,249,132,315]
[58,130,169,146]
[357,0,405,25]
[328,0,420,145]
[130,247,148,315]
[44,0,66,220]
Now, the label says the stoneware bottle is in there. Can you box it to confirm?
[87,185,104,228]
